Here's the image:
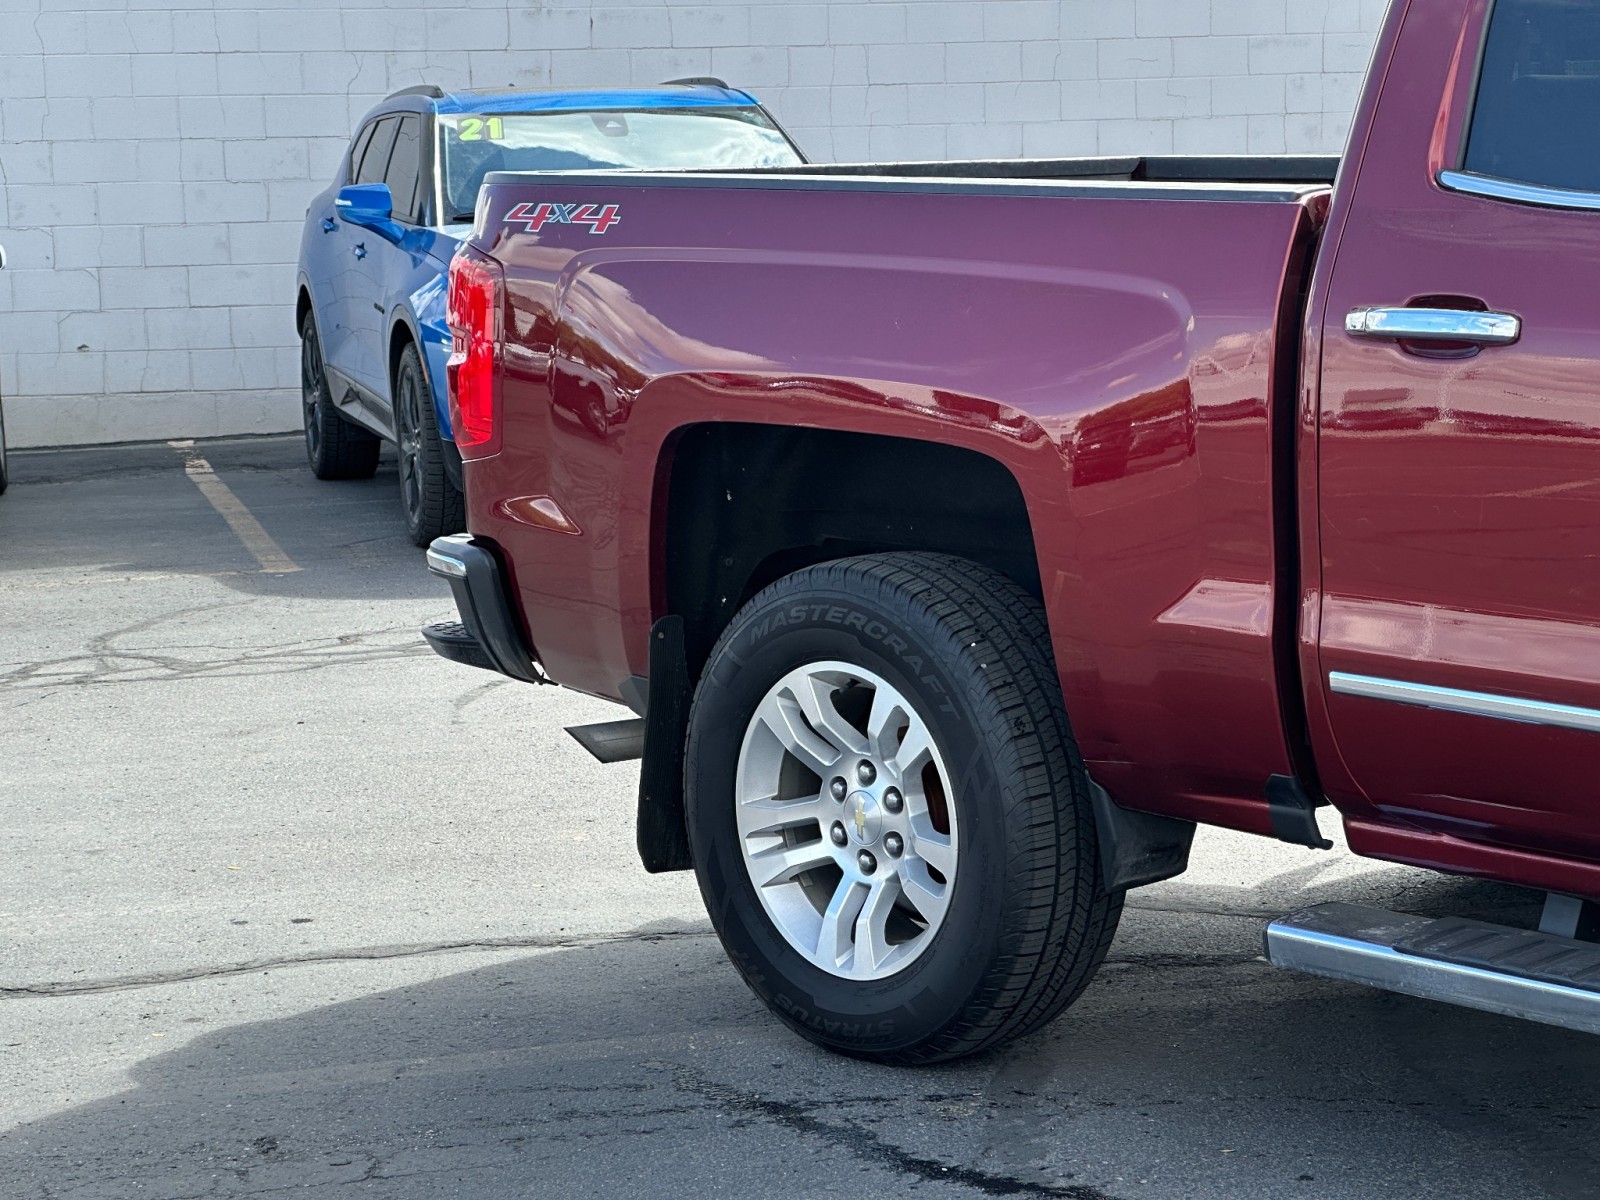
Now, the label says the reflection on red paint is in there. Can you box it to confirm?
[1070,378,1196,487]
[495,495,581,535]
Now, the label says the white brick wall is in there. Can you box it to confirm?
[0,0,1391,448]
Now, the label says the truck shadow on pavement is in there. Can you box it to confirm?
[8,896,1600,1200]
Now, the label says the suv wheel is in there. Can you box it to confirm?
[301,310,379,481]
[0,392,9,495]
[394,341,464,547]
[685,553,1122,1064]
[0,392,10,495]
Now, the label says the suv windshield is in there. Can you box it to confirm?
[439,107,803,222]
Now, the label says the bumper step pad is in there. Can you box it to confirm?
[422,620,495,672]
[421,534,545,685]
[1266,902,1600,1035]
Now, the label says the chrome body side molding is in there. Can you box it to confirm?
[1329,672,1600,735]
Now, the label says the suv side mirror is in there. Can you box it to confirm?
[336,183,400,239]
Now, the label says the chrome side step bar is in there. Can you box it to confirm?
[1266,902,1600,1035]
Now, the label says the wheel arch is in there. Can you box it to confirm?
[635,422,1049,876]
[388,310,462,491]
[387,311,421,394]
[656,422,1045,684]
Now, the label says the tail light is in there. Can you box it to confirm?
[446,247,505,460]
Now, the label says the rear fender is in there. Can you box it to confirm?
[471,181,1320,844]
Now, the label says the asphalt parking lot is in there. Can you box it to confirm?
[3,434,1599,1199]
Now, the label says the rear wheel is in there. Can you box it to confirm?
[685,553,1122,1064]
[300,310,379,481]
[394,341,464,547]
[0,391,10,495]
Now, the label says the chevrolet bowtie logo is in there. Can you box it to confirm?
[853,798,868,840]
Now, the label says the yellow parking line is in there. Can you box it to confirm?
[169,440,302,575]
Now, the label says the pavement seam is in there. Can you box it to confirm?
[1,928,716,999]
[670,1065,1122,1199]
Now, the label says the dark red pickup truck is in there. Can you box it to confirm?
[423,0,1600,1063]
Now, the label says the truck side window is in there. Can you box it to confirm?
[1464,0,1600,195]
[384,114,424,226]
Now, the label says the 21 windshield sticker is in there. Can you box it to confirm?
[505,202,622,235]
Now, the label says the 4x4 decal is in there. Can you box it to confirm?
[505,202,623,236]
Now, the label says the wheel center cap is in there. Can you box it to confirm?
[846,790,882,846]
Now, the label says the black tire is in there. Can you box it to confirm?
[394,340,464,547]
[685,552,1123,1065]
[0,392,9,495]
[301,309,379,481]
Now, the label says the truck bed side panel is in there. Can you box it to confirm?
[470,179,1321,827]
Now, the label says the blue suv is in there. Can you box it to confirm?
[295,81,805,545]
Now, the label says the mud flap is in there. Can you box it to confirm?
[636,615,694,873]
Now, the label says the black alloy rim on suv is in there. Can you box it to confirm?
[396,358,425,527]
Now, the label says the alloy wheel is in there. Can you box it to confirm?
[734,661,959,981]
[396,364,423,524]
[301,328,325,461]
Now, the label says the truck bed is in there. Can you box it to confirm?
[707,153,1340,185]
[467,159,1330,834]
[483,154,1337,207]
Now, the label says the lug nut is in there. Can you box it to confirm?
[830,777,848,801]
[856,761,877,786]
[830,822,849,847]
[857,850,877,875]
[884,832,904,858]
[883,787,904,814]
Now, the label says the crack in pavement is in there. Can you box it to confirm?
[0,601,433,691]
[1126,900,1278,920]
[1,929,715,999]
[1102,951,1265,969]
[669,1066,1123,1199]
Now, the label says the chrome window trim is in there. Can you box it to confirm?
[1438,169,1600,213]
[1329,672,1600,735]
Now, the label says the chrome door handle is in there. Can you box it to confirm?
[1345,307,1521,345]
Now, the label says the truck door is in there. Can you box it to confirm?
[1315,0,1600,860]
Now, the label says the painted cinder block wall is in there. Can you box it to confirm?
[0,0,1391,448]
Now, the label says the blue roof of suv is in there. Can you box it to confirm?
[430,83,762,116]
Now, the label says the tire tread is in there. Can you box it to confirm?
[302,311,379,481]
[696,551,1122,1065]
[396,341,464,547]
